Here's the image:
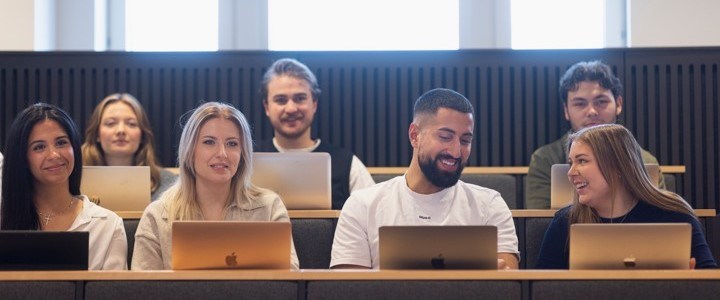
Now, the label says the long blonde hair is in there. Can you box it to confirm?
[166,102,262,221]
[567,124,695,224]
[81,93,163,192]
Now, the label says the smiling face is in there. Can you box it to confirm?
[27,120,75,188]
[564,81,623,132]
[411,108,474,189]
[97,101,142,164]
[567,141,612,208]
[263,75,318,141]
[192,118,243,187]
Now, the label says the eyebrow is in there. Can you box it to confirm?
[571,153,589,160]
[438,128,473,138]
[29,135,69,145]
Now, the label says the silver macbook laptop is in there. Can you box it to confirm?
[0,231,88,270]
[252,152,331,210]
[80,166,152,212]
[379,226,498,270]
[569,223,691,270]
[551,163,660,209]
[171,221,291,270]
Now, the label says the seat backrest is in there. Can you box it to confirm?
[290,218,336,269]
[123,219,140,268]
[524,218,553,269]
[663,174,676,193]
[371,174,397,184]
[461,174,518,209]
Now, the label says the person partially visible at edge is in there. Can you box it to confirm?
[82,93,177,201]
[330,88,519,269]
[256,58,374,209]
[535,124,715,269]
[525,60,663,209]
[131,102,299,270]
[1,103,127,270]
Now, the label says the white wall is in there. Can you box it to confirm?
[2,0,720,51]
[628,0,720,47]
[0,0,36,50]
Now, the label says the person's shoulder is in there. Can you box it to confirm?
[639,148,660,164]
[159,168,177,180]
[254,139,276,152]
[142,195,169,219]
[256,187,282,203]
[532,135,566,158]
[315,140,354,156]
[80,195,122,221]
[347,176,401,202]
[638,201,695,222]
[456,179,500,194]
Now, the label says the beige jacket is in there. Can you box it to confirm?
[131,189,299,270]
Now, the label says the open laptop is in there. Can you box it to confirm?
[171,221,291,270]
[80,166,152,212]
[0,231,88,270]
[569,223,691,270]
[252,152,331,210]
[550,163,660,209]
[379,226,497,270]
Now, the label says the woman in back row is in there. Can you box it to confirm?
[1,103,127,270]
[82,93,177,200]
[132,102,298,270]
[535,124,716,269]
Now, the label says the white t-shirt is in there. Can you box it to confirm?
[271,138,375,192]
[72,196,128,270]
[330,176,519,269]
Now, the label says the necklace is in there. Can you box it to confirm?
[38,196,76,226]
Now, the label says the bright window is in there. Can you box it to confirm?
[268,0,459,51]
[511,0,605,49]
[125,0,218,51]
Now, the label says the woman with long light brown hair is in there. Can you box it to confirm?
[535,124,715,269]
[82,93,176,200]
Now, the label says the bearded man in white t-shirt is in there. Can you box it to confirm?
[330,88,520,269]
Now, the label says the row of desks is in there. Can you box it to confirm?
[3,270,720,300]
[116,209,718,219]
[3,269,720,281]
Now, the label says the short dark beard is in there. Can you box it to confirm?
[418,154,465,189]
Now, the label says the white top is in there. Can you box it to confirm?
[330,176,519,269]
[271,138,375,192]
[71,196,128,270]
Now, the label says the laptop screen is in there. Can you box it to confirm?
[81,166,151,212]
[569,223,691,270]
[0,231,89,270]
[252,152,331,210]
[379,225,497,270]
[171,221,291,270]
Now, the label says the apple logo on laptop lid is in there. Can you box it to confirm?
[225,252,238,267]
[431,254,445,269]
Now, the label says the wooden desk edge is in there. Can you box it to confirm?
[118,209,715,219]
[166,166,686,175]
[365,166,686,175]
[3,270,720,281]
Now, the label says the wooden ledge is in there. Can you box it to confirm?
[118,209,714,220]
[366,166,686,175]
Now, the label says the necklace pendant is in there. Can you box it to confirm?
[42,214,51,225]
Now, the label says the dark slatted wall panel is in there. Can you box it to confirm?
[299,50,622,168]
[624,49,720,210]
[0,49,718,210]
